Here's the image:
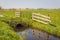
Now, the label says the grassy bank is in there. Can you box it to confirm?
[0,21,23,40]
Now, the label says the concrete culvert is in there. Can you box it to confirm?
[16,24,24,29]
[15,23,28,32]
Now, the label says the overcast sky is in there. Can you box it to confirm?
[0,0,60,9]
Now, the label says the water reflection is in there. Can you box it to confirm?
[17,29,60,40]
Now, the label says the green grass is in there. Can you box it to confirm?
[0,21,23,40]
[0,9,60,37]
[32,9,60,37]
[20,9,60,37]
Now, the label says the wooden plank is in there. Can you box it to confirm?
[32,16,51,22]
[32,13,50,19]
[32,18,48,24]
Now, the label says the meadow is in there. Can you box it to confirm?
[0,9,60,39]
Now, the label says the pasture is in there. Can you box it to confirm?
[0,9,60,38]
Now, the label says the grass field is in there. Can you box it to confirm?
[20,9,60,37]
[0,9,60,38]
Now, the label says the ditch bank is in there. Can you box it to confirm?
[0,21,23,40]
[10,22,60,40]
[2,18,60,38]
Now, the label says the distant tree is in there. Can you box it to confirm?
[37,8,44,10]
[0,6,2,10]
[26,8,29,9]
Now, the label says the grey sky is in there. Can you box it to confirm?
[0,0,60,9]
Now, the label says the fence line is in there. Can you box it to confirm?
[32,13,50,19]
[32,18,48,24]
[32,16,51,22]
[32,13,51,24]
[15,12,20,17]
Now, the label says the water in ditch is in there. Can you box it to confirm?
[16,29,60,40]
